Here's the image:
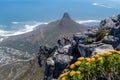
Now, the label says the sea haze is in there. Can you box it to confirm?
[0,0,120,36]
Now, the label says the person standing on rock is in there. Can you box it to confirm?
[57,38,63,47]
[63,36,71,45]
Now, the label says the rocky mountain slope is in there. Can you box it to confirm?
[1,14,120,80]
[0,13,87,55]
[0,13,87,80]
[0,14,120,80]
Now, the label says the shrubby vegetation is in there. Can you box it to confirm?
[86,38,93,44]
[59,50,120,80]
[96,29,107,41]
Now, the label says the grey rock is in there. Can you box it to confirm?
[78,43,101,57]
[100,15,119,29]
[78,43,114,57]
[47,57,55,66]
[102,35,119,48]
[73,33,87,43]
[92,44,114,55]
[53,54,73,78]
[57,44,72,54]
[84,29,97,38]
[54,54,73,64]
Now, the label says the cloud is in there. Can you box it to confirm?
[77,20,100,24]
[92,0,120,9]
[92,3,112,8]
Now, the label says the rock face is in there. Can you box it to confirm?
[43,45,75,80]
[42,14,120,79]
[99,14,120,49]
[100,14,120,29]
[102,35,119,48]
[92,44,114,55]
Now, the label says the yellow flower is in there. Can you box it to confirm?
[98,57,102,60]
[105,52,112,55]
[64,71,69,75]
[117,51,120,54]
[59,74,64,78]
[109,50,115,53]
[91,57,95,62]
[61,77,66,80]
[76,71,81,74]
[86,62,90,65]
[59,71,69,79]
[85,58,91,62]
[95,54,100,58]
[70,64,75,69]
[97,53,104,56]
[77,57,85,61]
[92,55,96,58]
[69,70,76,76]
[75,61,81,66]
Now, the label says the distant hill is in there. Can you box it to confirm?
[1,13,87,54]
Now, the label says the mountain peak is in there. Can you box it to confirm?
[59,13,73,26]
[61,12,71,20]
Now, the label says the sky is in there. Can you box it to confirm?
[0,0,120,35]
[0,0,119,23]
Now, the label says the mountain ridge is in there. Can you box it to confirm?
[0,13,87,54]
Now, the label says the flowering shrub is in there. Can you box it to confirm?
[59,50,120,80]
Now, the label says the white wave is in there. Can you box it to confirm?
[11,22,21,24]
[0,20,100,37]
[0,22,47,36]
[92,3,112,8]
[76,20,100,24]
[0,38,4,42]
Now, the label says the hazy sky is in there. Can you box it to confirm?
[0,0,119,23]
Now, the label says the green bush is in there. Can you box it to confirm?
[86,38,93,44]
[96,29,107,41]
[59,50,120,80]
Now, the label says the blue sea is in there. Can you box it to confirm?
[0,0,120,36]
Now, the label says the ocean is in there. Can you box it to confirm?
[0,0,120,36]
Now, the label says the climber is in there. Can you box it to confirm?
[57,38,63,47]
[63,36,71,45]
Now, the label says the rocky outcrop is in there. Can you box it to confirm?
[92,43,114,55]
[37,14,120,80]
[99,14,120,49]
[100,14,120,29]
[43,44,76,80]
[102,35,119,48]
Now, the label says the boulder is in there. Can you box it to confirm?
[110,26,120,37]
[47,57,55,66]
[92,44,114,55]
[53,54,73,78]
[78,43,100,57]
[84,29,98,38]
[102,35,119,48]
[54,54,73,64]
[57,44,72,54]
[100,15,119,29]
[44,45,74,80]
[73,33,87,43]
[78,42,114,57]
